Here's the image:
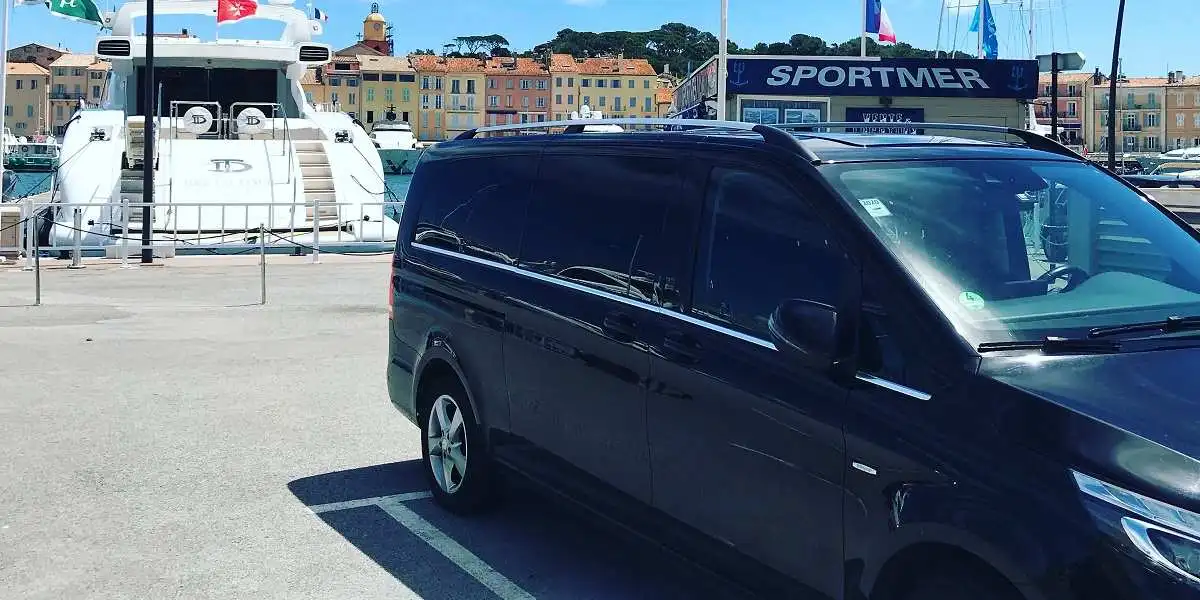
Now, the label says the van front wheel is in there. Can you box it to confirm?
[419,377,495,514]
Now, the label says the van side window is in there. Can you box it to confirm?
[411,154,536,265]
[693,167,848,339]
[518,154,691,309]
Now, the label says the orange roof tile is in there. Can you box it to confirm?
[50,53,96,68]
[549,53,578,73]
[358,55,414,72]
[7,62,49,76]
[578,57,657,77]
[485,57,548,76]
[1117,77,1171,87]
[87,61,110,72]
[301,69,319,85]
[409,54,448,73]
[445,57,485,73]
[655,88,673,104]
[1038,72,1092,84]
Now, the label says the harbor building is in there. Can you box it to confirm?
[4,62,50,135]
[359,54,418,127]
[1166,73,1200,151]
[1084,75,1169,154]
[1036,71,1089,149]
[485,57,550,126]
[49,53,100,136]
[550,53,580,121]
[444,57,485,139]
[577,57,658,118]
[672,55,1038,136]
[411,54,447,141]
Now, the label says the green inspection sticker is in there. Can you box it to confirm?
[958,291,986,311]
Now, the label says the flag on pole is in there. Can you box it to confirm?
[217,0,258,25]
[47,0,104,26]
[864,0,898,45]
[969,0,999,59]
[314,8,329,22]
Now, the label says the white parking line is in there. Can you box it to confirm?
[306,491,537,600]
[377,498,537,600]
[308,491,433,514]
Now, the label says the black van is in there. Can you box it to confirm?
[387,120,1200,600]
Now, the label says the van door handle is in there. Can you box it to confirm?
[663,331,701,363]
[602,311,637,341]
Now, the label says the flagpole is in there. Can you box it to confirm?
[934,0,945,58]
[717,0,727,121]
[977,2,984,59]
[860,0,868,57]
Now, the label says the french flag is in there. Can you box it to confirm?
[865,0,898,44]
[314,8,329,22]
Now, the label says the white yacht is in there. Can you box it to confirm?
[370,119,422,175]
[46,0,395,249]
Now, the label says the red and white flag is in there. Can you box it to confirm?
[217,0,258,25]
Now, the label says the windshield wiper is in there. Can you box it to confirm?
[1088,315,1200,339]
[978,337,1122,354]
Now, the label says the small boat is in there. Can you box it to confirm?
[5,136,60,172]
[371,119,422,175]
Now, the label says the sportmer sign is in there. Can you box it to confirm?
[732,57,1038,99]
[675,56,1038,112]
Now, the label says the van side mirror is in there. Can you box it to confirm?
[768,299,838,371]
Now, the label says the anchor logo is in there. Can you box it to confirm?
[728,61,749,87]
[1008,65,1029,92]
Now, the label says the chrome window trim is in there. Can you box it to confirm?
[854,373,933,401]
[411,242,777,351]
[1074,471,1200,539]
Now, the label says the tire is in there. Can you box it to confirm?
[419,375,496,515]
[900,573,1019,600]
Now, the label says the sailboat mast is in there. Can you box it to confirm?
[977,1,984,59]
[935,0,946,58]
[1029,0,1037,58]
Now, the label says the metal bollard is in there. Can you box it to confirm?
[21,199,33,272]
[69,208,84,269]
[33,215,41,306]
[259,224,267,305]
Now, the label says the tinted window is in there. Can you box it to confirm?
[693,167,848,338]
[411,153,536,265]
[519,153,691,309]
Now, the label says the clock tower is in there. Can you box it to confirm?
[361,3,393,56]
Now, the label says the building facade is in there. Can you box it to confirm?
[577,57,658,118]
[5,62,50,135]
[49,53,98,136]
[550,53,580,121]
[1036,71,1089,147]
[444,57,485,139]
[87,60,110,107]
[410,54,446,141]
[1166,73,1200,151]
[359,54,417,127]
[1085,77,1169,154]
[484,57,550,126]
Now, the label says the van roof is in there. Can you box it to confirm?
[430,125,1079,166]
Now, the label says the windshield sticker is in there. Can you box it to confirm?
[858,197,892,218]
[958,291,986,311]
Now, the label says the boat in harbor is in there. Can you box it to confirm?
[370,117,422,175]
[5,135,60,172]
[42,0,395,250]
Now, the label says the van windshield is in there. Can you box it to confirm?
[823,159,1200,346]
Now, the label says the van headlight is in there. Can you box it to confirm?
[1074,471,1200,584]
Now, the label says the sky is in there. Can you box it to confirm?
[15,0,1200,77]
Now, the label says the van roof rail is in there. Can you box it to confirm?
[452,118,1079,164]
[775,122,1081,160]
[454,117,819,162]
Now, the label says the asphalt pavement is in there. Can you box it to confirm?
[0,255,745,599]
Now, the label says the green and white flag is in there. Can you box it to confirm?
[46,0,104,26]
